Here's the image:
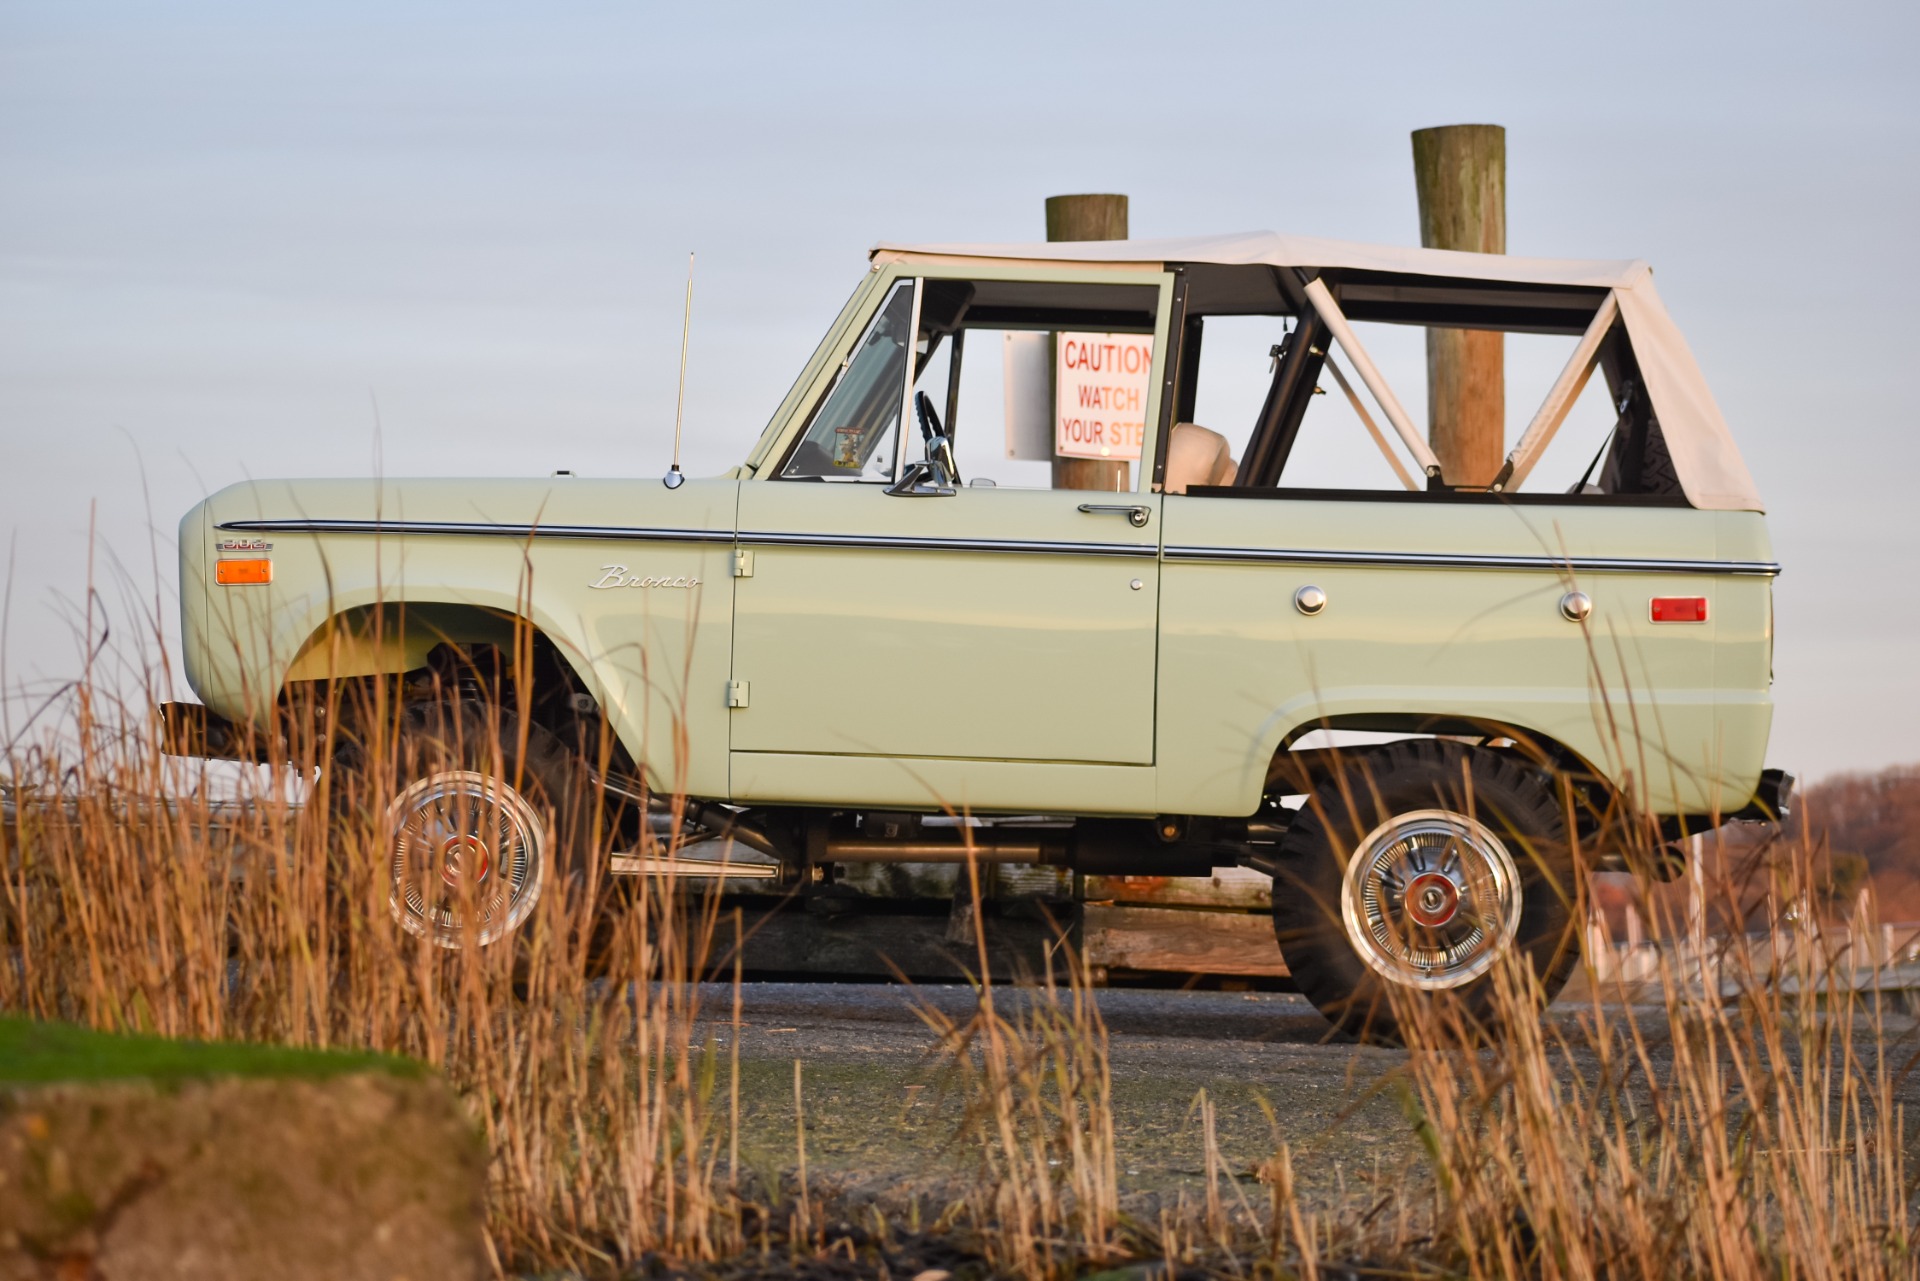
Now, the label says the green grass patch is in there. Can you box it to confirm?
[0,1015,428,1087]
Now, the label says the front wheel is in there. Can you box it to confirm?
[346,702,594,949]
[1270,740,1579,1044]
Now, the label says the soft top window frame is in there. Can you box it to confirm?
[1155,263,1687,505]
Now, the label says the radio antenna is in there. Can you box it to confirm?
[663,251,694,490]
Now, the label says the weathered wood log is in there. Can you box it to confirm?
[1083,905,1288,977]
[1083,866,1273,911]
[1412,125,1506,487]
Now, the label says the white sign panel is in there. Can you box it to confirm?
[1001,331,1053,461]
[1055,332,1153,460]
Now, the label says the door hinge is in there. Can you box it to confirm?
[726,680,750,708]
[732,549,754,578]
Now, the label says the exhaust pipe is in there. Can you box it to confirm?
[821,833,1069,865]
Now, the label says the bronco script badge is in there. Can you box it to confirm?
[590,565,702,590]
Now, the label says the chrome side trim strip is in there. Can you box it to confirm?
[217,519,1776,576]
[216,518,731,544]
[214,518,1159,559]
[1162,545,1781,576]
[737,530,1159,558]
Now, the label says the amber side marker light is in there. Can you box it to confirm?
[215,559,272,586]
[1650,595,1707,623]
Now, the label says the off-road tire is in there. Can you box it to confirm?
[1270,739,1579,1045]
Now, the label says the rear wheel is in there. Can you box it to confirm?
[1270,739,1578,1044]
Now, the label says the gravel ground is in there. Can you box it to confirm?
[705,984,1402,1207]
[691,981,1920,1212]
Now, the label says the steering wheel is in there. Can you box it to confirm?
[913,390,943,444]
[913,391,960,485]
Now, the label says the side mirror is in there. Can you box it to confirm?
[886,457,956,498]
[895,390,961,495]
[926,428,960,491]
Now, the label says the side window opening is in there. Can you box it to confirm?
[1171,283,1684,502]
[1592,331,1681,497]
[909,319,1059,491]
[917,279,1159,491]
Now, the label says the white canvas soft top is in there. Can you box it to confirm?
[871,232,1762,512]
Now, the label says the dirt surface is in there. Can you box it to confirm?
[697,982,1920,1214]
[0,1069,487,1281]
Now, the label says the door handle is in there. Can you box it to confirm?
[1077,503,1151,528]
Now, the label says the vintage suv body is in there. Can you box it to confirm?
[169,231,1784,1040]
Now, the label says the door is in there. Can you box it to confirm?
[730,269,1171,767]
[732,483,1160,763]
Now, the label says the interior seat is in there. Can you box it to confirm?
[1162,422,1239,494]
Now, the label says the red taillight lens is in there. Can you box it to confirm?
[1650,595,1707,623]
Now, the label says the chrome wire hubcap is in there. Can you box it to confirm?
[387,769,545,947]
[1339,808,1521,991]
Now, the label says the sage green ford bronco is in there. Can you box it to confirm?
[166,232,1786,1041]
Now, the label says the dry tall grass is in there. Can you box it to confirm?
[897,776,1915,1280]
[1253,778,1919,1281]
[1,664,751,1274]
[1377,834,1917,1278]
[4,655,1915,1278]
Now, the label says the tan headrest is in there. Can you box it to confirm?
[1163,422,1239,494]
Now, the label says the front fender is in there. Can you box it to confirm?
[189,476,738,799]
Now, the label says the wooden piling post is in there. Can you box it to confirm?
[1045,193,1131,492]
[1412,125,1505,487]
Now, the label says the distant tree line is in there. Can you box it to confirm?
[1792,763,1920,921]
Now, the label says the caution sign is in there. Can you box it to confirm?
[1054,332,1153,460]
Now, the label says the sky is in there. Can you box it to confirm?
[1,0,1915,780]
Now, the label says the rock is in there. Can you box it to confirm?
[0,1016,486,1281]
